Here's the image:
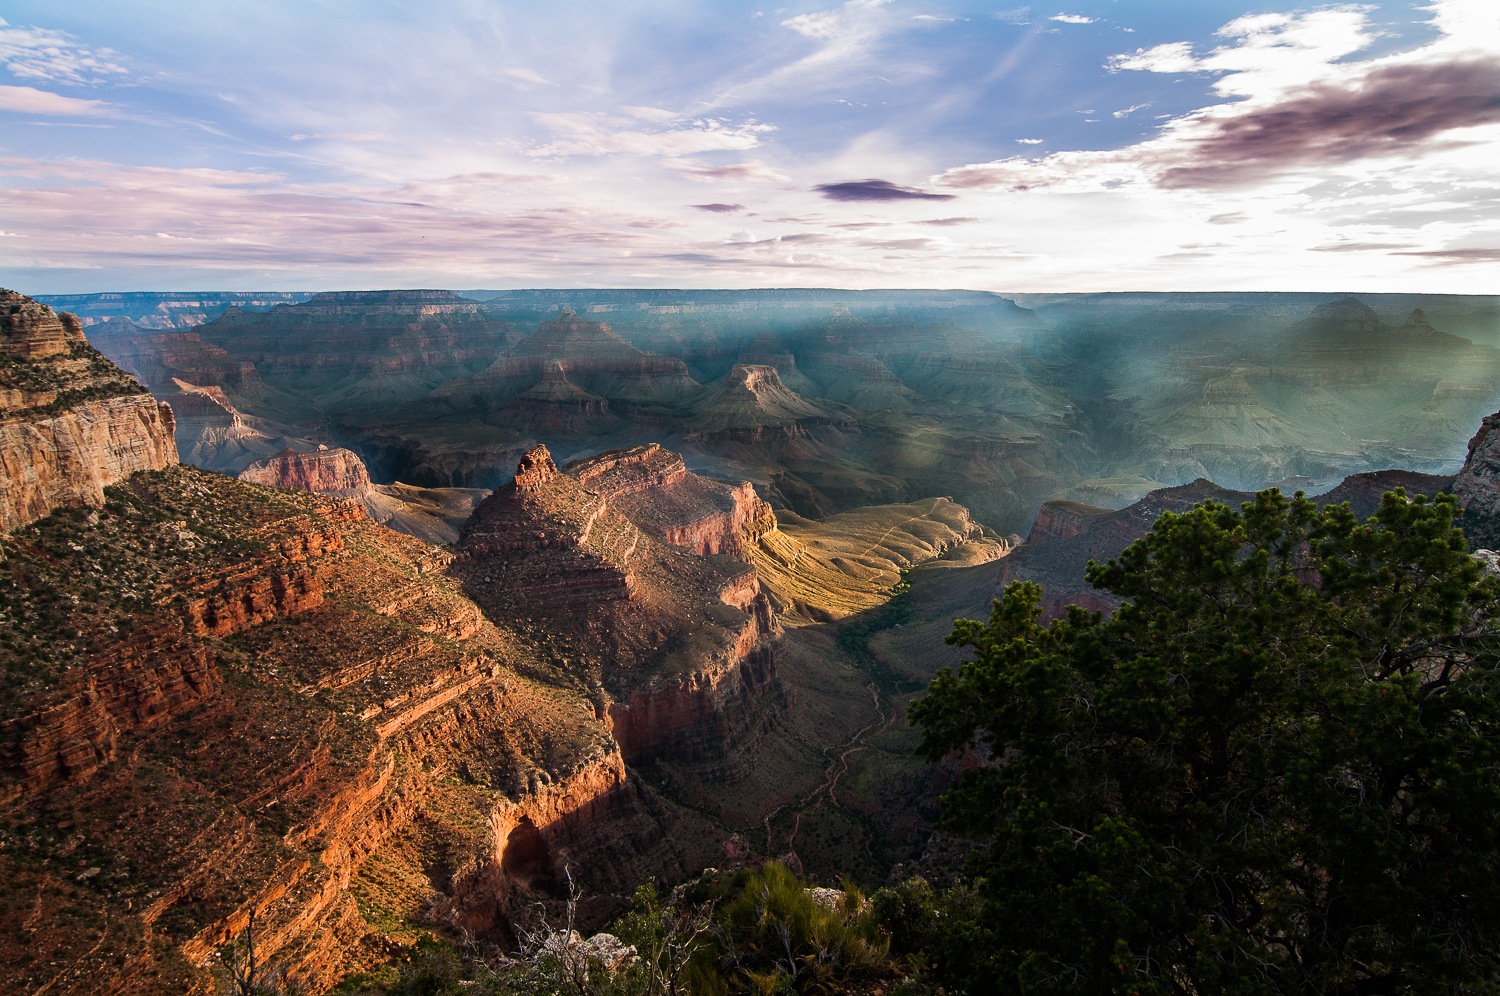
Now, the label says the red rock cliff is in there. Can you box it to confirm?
[0,290,178,533]
[567,443,772,556]
[238,446,374,498]
[455,444,787,769]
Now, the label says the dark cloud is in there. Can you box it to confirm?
[918,216,978,226]
[1159,58,1500,189]
[813,178,956,201]
[692,203,744,213]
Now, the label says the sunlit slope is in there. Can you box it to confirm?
[745,496,1015,623]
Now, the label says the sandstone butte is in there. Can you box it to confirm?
[0,295,1017,995]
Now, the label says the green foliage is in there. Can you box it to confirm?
[839,569,925,694]
[909,488,1500,994]
[614,884,666,955]
[702,861,891,994]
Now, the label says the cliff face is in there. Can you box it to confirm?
[0,467,713,996]
[1456,411,1500,550]
[567,443,770,556]
[239,446,374,498]
[0,290,178,533]
[432,308,702,415]
[455,444,786,768]
[1026,499,1116,545]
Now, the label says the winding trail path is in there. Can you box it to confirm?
[763,680,902,860]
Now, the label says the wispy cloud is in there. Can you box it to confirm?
[1049,14,1094,25]
[527,112,774,157]
[1112,103,1150,118]
[0,84,115,116]
[621,106,679,122]
[692,202,744,213]
[500,67,552,86]
[663,159,790,183]
[0,19,128,85]
[940,2,1500,193]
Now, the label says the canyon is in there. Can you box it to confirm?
[75,288,1500,538]
[8,284,1500,994]
[1,290,1017,994]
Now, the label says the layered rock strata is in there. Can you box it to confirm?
[239,446,374,498]
[455,444,785,768]
[0,290,178,533]
[0,466,709,996]
[566,443,768,556]
[235,445,491,545]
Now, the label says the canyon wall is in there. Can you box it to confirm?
[239,446,374,498]
[0,466,688,996]
[455,444,788,771]
[0,290,178,533]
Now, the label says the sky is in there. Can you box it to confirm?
[0,0,1497,293]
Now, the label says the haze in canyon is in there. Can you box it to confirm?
[4,0,1500,992]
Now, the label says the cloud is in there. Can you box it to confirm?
[995,7,1031,24]
[0,84,114,116]
[528,112,774,157]
[0,20,127,85]
[913,15,956,22]
[918,216,978,226]
[1049,14,1093,25]
[664,159,790,183]
[1309,241,1415,252]
[500,67,552,86]
[1112,103,1150,118]
[1393,247,1500,261]
[621,106,679,122]
[814,178,956,201]
[1157,58,1500,188]
[692,203,744,213]
[1015,138,1043,144]
[704,0,904,105]
[1108,8,1377,93]
[289,132,381,142]
[938,3,1500,193]
[782,1,896,41]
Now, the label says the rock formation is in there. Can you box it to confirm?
[236,444,491,545]
[746,497,1015,623]
[454,444,784,768]
[0,466,723,995]
[1025,498,1116,544]
[686,364,828,433]
[0,290,178,533]
[239,446,374,498]
[566,443,768,556]
[1456,411,1500,550]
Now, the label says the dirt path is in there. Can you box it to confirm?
[763,681,902,861]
